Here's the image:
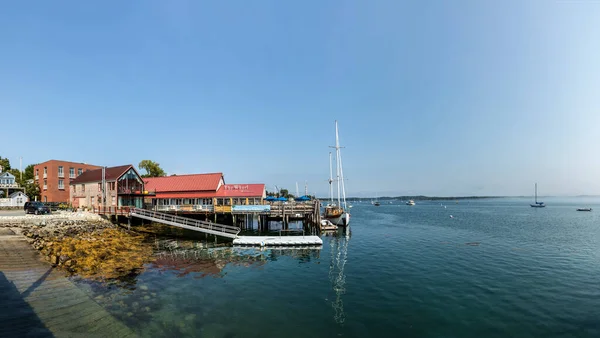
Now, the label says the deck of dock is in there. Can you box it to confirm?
[0,228,136,338]
[233,235,323,246]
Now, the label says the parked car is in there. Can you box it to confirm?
[24,201,30,211]
[26,202,51,215]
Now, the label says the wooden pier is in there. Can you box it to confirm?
[95,200,323,234]
[93,208,325,246]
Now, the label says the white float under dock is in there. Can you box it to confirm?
[233,235,323,246]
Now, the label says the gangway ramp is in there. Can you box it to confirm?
[130,208,240,239]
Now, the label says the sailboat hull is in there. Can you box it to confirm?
[530,204,546,208]
[325,212,350,227]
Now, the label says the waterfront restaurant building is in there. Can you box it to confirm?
[143,173,266,212]
[69,165,147,209]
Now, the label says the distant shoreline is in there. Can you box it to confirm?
[329,195,600,201]
[342,196,503,201]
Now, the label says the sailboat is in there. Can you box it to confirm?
[323,121,351,226]
[530,183,545,208]
[373,193,380,206]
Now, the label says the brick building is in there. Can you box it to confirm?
[34,160,102,203]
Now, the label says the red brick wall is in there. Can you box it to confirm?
[34,160,102,203]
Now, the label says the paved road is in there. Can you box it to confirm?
[0,210,26,217]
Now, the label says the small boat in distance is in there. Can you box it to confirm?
[406,200,415,206]
[577,208,592,211]
[373,193,380,206]
[530,183,545,208]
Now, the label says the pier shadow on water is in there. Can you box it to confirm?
[0,271,53,337]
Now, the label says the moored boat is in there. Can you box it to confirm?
[323,121,350,226]
[406,200,415,206]
[530,183,545,208]
[577,208,592,211]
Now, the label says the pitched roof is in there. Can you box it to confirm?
[215,184,266,198]
[0,172,15,178]
[9,191,26,198]
[70,165,134,184]
[144,173,223,193]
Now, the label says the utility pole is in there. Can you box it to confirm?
[19,157,22,182]
[102,166,106,207]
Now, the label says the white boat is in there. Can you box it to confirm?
[373,193,380,206]
[530,183,545,208]
[323,121,350,226]
[406,200,415,206]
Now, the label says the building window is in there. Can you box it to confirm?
[80,184,84,193]
[91,196,95,206]
[58,166,64,178]
[43,167,47,178]
[69,168,75,178]
[58,179,64,190]
[44,196,47,202]
[78,168,83,176]
[35,169,39,180]
[98,183,102,192]
[43,179,47,190]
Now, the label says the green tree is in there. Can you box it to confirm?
[0,157,10,171]
[23,180,40,201]
[279,188,296,199]
[138,160,167,178]
[23,164,35,181]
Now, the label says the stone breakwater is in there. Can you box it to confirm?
[0,210,105,225]
[1,212,154,280]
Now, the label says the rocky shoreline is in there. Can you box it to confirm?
[1,212,154,280]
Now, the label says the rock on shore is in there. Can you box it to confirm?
[3,212,154,280]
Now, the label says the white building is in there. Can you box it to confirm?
[0,191,28,207]
[0,172,19,189]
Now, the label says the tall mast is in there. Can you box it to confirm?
[328,152,334,203]
[535,183,537,203]
[296,182,299,198]
[335,121,341,208]
[329,120,347,210]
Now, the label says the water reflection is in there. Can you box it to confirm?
[326,227,351,325]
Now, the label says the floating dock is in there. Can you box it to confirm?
[233,235,322,246]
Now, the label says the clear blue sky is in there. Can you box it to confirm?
[2,1,600,197]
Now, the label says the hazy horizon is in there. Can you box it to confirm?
[2,1,600,197]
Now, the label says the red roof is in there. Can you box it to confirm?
[144,173,223,193]
[149,192,218,199]
[70,165,134,184]
[215,184,265,198]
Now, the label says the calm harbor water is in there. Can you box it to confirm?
[75,198,600,337]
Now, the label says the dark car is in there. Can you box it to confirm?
[26,202,51,215]
[24,201,30,211]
